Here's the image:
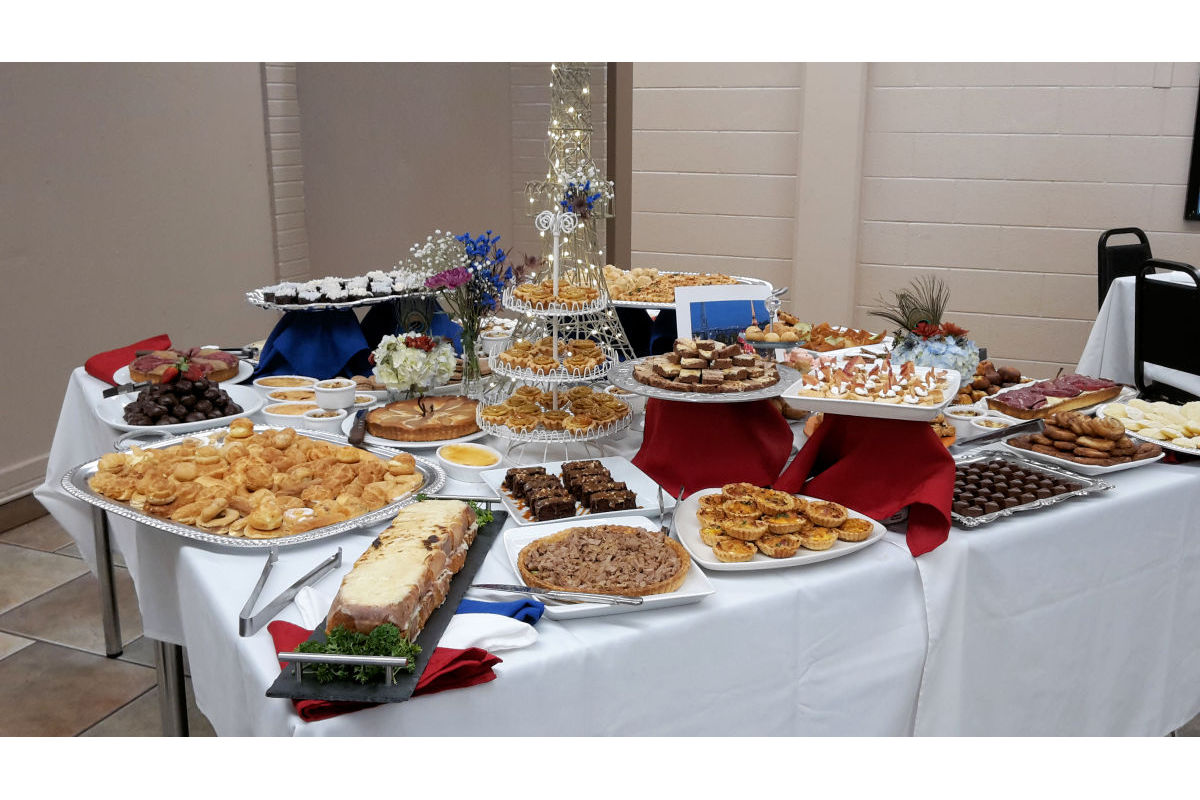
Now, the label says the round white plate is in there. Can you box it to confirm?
[113,359,253,386]
[94,383,264,434]
[675,488,886,571]
[338,413,488,449]
[1000,440,1166,476]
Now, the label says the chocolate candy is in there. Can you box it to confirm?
[952,458,1088,521]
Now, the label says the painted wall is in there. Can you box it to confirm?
[854,62,1200,378]
[630,63,805,304]
[0,63,276,501]
[297,63,514,276]
[629,62,1200,378]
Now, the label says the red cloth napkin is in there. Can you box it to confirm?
[632,398,794,497]
[773,414,955,557]
[84,333,172,385]
[268,621,502,722]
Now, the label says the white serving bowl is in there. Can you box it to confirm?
[436,442,504,483]
[313,377,357,410]
[262,402,320,427]
[352,393,378,410]
[944,404,987,437]
[302,407,348,433]
[969,413,1021,436]
[267,388,317,404]
[252,374,316,398]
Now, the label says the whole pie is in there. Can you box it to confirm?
[365,396,480,442]
[517,524,690,597]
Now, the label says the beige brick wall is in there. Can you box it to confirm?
[509,63,606,265]
[262,63,311,282]
[629,63,804,296]
[855,62,1200,378]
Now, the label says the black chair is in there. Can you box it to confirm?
[1133,258,1200,403]
[1098,227,1152,309]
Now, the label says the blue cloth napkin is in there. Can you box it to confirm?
[455,598,545,625]
[253,310,371,380]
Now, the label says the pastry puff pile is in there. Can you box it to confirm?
[87,419,423,539]
[793,355,950,406]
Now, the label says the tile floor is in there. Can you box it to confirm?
[1,509,1199,736]
[0,513,214,736]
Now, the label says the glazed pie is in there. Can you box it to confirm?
[365,397,480,442]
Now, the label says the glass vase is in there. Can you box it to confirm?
[459,325,483,399]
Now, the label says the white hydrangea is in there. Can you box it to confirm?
[371,335,457,393]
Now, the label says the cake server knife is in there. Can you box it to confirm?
[470,584,644,606]
[102,381,151,398]
[347,408,369,448]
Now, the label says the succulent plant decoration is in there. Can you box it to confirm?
[870,275,980,378]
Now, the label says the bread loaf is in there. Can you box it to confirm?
[325,500,478,639]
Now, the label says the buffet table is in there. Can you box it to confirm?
[34,365,1200,735]
[1077,272,1200,397]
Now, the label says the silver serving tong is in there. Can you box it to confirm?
[658,485,684,538]
[102,381,152,399]
[239,547,342,637]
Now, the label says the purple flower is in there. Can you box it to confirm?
[426,267,471,290]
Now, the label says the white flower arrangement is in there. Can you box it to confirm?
[556,164,614,202]
[371,334,457,394]
[392,229,467,288]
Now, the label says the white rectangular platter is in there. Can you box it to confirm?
[999,440,1165,476]
[497,514,715,619]
[676,488,886,571]
[479,456,675,526]
[780,360,960,422]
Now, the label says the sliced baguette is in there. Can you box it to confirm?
[325,499,477,638]
[986,385,1121,420]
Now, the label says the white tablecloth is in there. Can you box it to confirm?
[914,456,1200,735]
[34,365,1200,734]
[1077,272,1200,396]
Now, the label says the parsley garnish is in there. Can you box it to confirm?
[295,623,420,684]
[468,500,494,526]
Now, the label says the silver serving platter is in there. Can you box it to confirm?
[61,425,446,550]
[609,273,774,310]
[245,287,437,313]
[607,359,802,404]
[951,446,1112,529]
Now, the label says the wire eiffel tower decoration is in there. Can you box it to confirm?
[507,61,635,366]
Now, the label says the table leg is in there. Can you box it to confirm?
[154,640,190,737]
[90,505,123,658]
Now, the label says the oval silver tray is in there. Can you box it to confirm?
[61,425,446,550]
[950,446,1113,529]
[607,359,802,404]
[245,288,437,313]
[609,273,774,310]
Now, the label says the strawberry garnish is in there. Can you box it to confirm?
[160,366,179,383]
[184,364,204,381]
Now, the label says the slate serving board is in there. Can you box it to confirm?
[265,511,506,704]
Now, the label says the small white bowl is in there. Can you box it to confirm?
[436,442,503,483]
[262,402,320,427]
[302,407,348,433]
[944,404,987,437]
[252,375,316,397]
[313,378,357,410]
[267,388,317,404]
[969,413,1020,435]
[352,393,378,410]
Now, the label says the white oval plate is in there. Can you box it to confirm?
[676,488,885,571]
[94,383,264,434]
[338,413,488,449]
[114,359,254,387]
[1000,440,1166,476]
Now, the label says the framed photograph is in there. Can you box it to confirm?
[675,284,772,343]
